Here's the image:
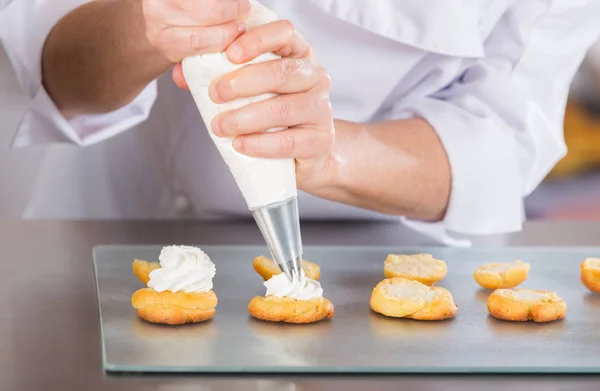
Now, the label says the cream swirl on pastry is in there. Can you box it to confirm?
[148,246,215,293]
[264,272,323,300]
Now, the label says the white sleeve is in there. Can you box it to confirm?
[0,0,157,148]
[395,0,600,236]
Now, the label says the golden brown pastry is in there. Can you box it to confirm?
[581,258,600,293]
[383,253,447,285]
[253,255,321,281]
[130,246,218,325]
[248,296,334,324]
[132,259,161,285]
[473,260,531,289]
[487,289,567,323]
[132,288,217,325]
[370,277,457,321]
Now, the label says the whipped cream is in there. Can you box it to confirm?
[264,272,323,300]
[182,0,297,209]
[147,246,216,293]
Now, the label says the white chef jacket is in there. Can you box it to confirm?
[1,0,600,244]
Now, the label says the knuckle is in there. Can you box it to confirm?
[301,133,325,159]
[278,134,296,155]
[188,28,205,51]
[270,100,295,120]
[311,90,331,111]
[318,68,332,89]
[302,44,314,59]
[270,60,295,87]
[312,124,335,155]
[321,94,333,114]
[242,32,265,58]
[324,123,336,147]
[305,133,320,150]
[322,135,335,153]
[278,19,295,36]
[216,25,234,49]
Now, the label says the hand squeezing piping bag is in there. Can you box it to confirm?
[181,1,303,281]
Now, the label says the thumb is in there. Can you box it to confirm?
[172,63,190,91]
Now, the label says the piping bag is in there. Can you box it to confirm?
[182,1,303,281]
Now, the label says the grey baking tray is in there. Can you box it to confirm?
[93,245,600,373]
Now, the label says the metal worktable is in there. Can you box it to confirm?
[2,220,600,390]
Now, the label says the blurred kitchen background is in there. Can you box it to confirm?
[1,40,600,220]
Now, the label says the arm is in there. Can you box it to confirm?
[307,118,451,222]
[177,0,599,235]
[41,0,171,117]
[1,0,249,147]
[191,21,448,222]
[43,0,249,116]
[304,1,600,234]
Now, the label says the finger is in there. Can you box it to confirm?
[226,20,312,64]
[232,126,334,160]
[172,64,189,90]
[210,58,326,102]
[211,91,331,137]
[154,0,251,26]
[159,21,246,60]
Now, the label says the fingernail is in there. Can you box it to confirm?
[233,137,244,151]
[209,83,221,103]
[237,21,247,34]
[211,117,223,137]
[228,43,243,61]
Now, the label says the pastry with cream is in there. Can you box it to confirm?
[384,253,447,285]
[248,273,334,324]
[487,289,567,323]
[581,258,600,293]
[253,255,321,281]
[370,277,458,321]
[473,260,531,289]
[131,246,218,325]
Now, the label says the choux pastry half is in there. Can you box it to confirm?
[384,253,447,285]
[473,260,531,289]
[370,277,458,321]
[581,258,600,293]
[253,255,321,281]
[487,289,567,323]
[132,258,161,285]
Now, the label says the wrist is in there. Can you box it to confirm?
[297,120,357,198]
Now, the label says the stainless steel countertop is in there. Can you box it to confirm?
[3,220,600,390]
